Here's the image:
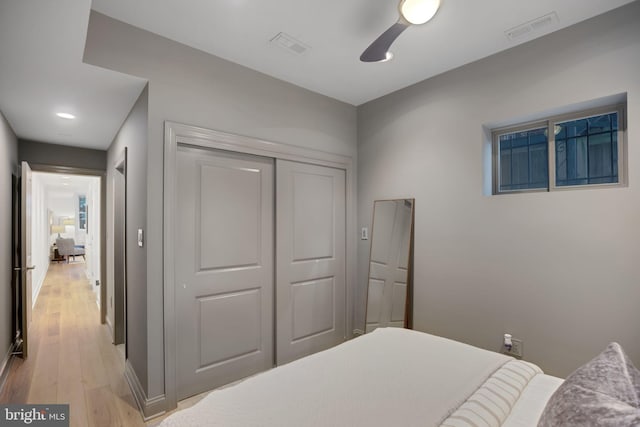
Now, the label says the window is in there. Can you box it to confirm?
[555,112,618,186]
[498,127,548,192]
[492,105,625,194]
[78,195,87,230]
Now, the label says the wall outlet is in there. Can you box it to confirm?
[505,338,523,358]
[361,227,369,240]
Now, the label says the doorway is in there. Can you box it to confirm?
[12,162,106,359]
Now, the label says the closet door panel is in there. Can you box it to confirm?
[276,160,346,365]
[175,146,274,400]
[291,277,335,341]
[291,171,335,260]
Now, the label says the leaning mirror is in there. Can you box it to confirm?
[365,199,414,333]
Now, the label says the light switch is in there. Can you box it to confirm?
[361,227,369,240]
[137,228,144,247]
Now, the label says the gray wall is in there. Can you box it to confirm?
[106,85,148,392]
[0,110,18,362]
[84,13,357,399]
[18,139,106,171]
[357,2,640,378]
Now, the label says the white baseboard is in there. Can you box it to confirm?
[0,342,16,393]
[124,360,167,421]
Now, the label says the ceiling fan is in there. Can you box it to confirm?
[360,0,441,62]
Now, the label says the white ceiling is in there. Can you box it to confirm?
[0,0,146,149]
[91,0,636,106]
[0,0,635,151]
[36,172,98,199]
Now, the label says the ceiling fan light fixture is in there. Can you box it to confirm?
[399,0,441,25]
[379,52,394,62]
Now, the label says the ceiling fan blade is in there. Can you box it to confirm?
[360,21,409,62]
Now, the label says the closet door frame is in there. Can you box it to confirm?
[163,121,355,412]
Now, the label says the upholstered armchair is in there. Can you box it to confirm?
[55,237,85,262]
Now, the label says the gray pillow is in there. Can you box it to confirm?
[538,342,640,427]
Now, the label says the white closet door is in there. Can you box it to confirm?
[276,160,346,365]
[175,146,274,400]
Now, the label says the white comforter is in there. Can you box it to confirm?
[160,328,511,427]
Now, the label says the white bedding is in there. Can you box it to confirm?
[160,328,511,427]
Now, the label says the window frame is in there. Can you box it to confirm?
[492,104,626,195]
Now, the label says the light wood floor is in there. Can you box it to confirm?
[0,262,145,427]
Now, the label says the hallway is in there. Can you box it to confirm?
[0,262,144,427]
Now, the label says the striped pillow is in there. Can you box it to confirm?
[441,360,542,427]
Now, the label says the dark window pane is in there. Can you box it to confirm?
[529,131,547,145]
[575,137,588,179]
[511,146,529,185]
[589,177,617,184]
[588,114,611,133]
[498,127,548,191]
[512,134,528,148]
[556,140,566,182]
[556,138,588,181]
[563,118,588,138]
[530,144,548,185]
[588,133,612,178]
[556,112,618,186]
[500,150,511,187]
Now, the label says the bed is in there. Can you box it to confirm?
[159,328,565,426]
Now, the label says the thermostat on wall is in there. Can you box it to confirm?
[137,229,144,247]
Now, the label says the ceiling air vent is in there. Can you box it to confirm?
[270,32,309,55]
[505,12,559,41]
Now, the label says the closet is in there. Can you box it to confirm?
[169,130,348,401]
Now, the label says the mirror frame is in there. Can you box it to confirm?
[364,198,415,331]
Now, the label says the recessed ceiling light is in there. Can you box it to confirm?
[63,183,70,186]
[56,112,76,120]
[62,176,70,179]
